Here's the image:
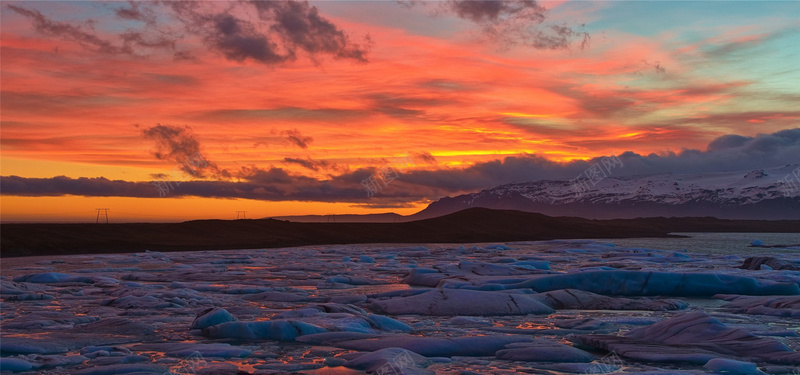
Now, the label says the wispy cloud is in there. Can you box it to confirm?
[4,129,799,203]
[167,0,370,64]
[7,4,176,56]
[404,0,590,50]
[282,129,314,149]
[8,0,369,65]
[140,124,220,178]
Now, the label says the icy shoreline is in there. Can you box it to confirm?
[1,240,799,374]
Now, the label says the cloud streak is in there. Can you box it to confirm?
[8,0,369,65]
[4,129,799,203]
[140,124,220,178]
[7,4,176,56]
[167,0,370,64]
[416,0,590,50]
[282,129,314,149]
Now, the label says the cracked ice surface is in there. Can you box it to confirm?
[1,240,799,374]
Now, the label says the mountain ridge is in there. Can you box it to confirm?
[411,164,800,220]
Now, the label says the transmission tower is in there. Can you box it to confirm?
[96,208,109,223]
[236,211,247,220]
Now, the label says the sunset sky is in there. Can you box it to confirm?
[2,0,799,222]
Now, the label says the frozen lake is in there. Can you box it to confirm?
[1,235,799,374]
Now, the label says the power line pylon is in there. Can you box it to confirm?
[236,211,247,220]
[96,208,109,223]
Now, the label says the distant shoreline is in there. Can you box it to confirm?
[2,208,799,258]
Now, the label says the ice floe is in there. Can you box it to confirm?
[370,288,554,316]
[574,311,800,365]
[714,294,800,317]
[495,339,595,362]
[2,239,799,374]
[533,289,688,310]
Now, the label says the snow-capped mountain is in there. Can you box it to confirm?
[414,165,800,220]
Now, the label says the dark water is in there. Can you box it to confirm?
[593,232,800,256]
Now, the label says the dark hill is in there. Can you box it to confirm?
[2,208,798,257]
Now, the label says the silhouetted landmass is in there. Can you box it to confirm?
[271,212,403,223]
[2,208,799,257]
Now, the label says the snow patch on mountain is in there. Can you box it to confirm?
[418,164,800,219]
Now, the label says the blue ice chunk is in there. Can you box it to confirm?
[447,270,800,296]
[190,307,237,330]
[343,347,431,373]
[72,363,169,375]
[0,358,34,372]
[485,245,511,250]
[132,343,251,358]
[203,320,327,341]
[359,255,375,263]
[13,272,117,285]
[368,289,430,299]
[513,260,551,270]
[366,314,414,332]
[703,358,765,374]
[0,338,70,354]
[6,293,53,301]
[330,335,535,357]
[296,332,381,345]
[326,276,382,285]
[371,289,554,316]
[495,339,595,362]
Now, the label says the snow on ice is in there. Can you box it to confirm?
[1,240,799,374]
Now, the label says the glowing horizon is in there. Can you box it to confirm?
[2,1,799,222]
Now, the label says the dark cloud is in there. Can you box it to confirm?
[119,31,176,50]
[173,6,286,64]
[192,107,366,122]
[527,82,752,121]
[283,157,339,172]
[412,151,438,164]
[7,4,176,56]
[419,79,476,92]
[701,30,792,60]
[169,0,369,65]
[10,1,367,65]
[447,0,544,23]
[1,91,132,117]
[707,134,750,152]
[8,4,125,54]
[251,0,370,63]
[284,157,319,171]
[0,175,162,198]
[4,129,800,203]
[349,202,418,209]
[645,111,800,131]
[141,73,198,86]
[370,93,451,112]
[114,1,157,25]
[141,124,200,162]
[282,129,313,149]
[605,128,800,175]
[140,124,220,178]
[402,0,589,50]
[520,24,590,50]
